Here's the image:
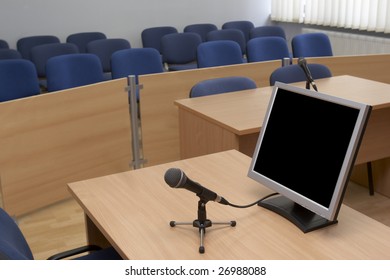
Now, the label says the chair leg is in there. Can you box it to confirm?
[367,162,374,196]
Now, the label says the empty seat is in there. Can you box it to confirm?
[190,76,257,98]
[206,29,247,57]
[291,33,333,58]
[250,26,286,39]
[0,39,9,49]
[184,23,218,42]
[197,40,244,68]
[222,20,255,42]
[0,59,40,102]
[141,26,178,54]
[0,49,22,60]
[66,32,107,53]
[246,37,290,63]
[16,35,60,60]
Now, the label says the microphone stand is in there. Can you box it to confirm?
[170,197,236,254]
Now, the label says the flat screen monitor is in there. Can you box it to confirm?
[247,82,371,233]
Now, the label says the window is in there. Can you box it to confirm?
[271,0,390,33]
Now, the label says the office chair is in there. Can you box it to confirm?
[206,29,247,57]
[141,26,178,54]
[291,32,333,58]
[161,32,202,71]
[0,207,122,260]
[246,37,290,63]
[197,40,244,68]
[86,38,131,79]
[222,20,255,42]
[183,23,218,42]
[30,42,79,80]
[0,59,41,102]
[250,25,286,39]
[0,39,9,49]
[111,48,164,100]
[269,63,332,86]
[46,53,105,92]
[0,49,22,60]
[66,32,107,53]
[16,35,60,61]
[190,76,257,98]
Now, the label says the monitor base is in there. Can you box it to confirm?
[258,195,338,233]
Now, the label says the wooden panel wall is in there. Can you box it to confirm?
[0,79,132,216]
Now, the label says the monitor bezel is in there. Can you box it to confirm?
[247,82,371,223]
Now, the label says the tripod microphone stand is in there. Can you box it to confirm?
[170,197,236,254]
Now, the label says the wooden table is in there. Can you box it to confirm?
[174,75,390,196]
[68,150,390,259]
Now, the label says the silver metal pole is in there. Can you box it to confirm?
[127,75,145,169]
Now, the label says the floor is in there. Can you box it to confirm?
[4,181,390,260]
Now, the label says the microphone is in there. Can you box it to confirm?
[164,168,228,205]
[298,57,318,91]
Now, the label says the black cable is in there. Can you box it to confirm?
[226,192,279,208]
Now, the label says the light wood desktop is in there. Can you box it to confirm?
[174,75,390,197]
[68,150,390,259]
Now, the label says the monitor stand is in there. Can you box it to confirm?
[258,195,338,233]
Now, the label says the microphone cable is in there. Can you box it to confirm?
[225,192,279,208]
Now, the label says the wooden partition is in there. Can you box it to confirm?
[139,60,281,167]
[0,79,132,216]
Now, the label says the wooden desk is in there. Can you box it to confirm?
[175,75,390,196]
[68,150,390,259]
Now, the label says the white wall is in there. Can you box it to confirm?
[1,0,271,49]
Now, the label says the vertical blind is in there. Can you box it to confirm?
[271,0,390,33]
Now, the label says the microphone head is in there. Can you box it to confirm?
[164,168,186,188]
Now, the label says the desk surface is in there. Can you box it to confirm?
[174,75,390,136]
[69,150,390,259]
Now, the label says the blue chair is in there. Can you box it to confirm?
[222,20,255,42]
[30,43,79,79]
[291,33,333,58]
[46,53,105,92]
[269,63,332,86]
[16,35,60,60]
[66,32,107,53]
[161,32,202,71]
[250,26,286,39]
[0,59,40,102]
[0,207,122,260]
[0,39,9,49]
[206,29,247,57]
[190,76,257,98]
[87,38,131,79]
[0,49,22,60]
[246,37,290,63]
[184,23,218,42]
[111,48,164,100]
[141,26,178,54]
[197,40,244,68]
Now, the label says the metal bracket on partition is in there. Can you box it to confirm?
[126,75,147,169]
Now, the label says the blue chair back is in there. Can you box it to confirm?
[0,49,22,60]
[0,59,40,102]
[190,76,257,98]
[17,35,60,60]
[161,33,202,71]
[206,29,247,55]
[184,23,218,42]
[197,40,243,68]
[111,48,163,79]
[222,20,255,42]
[247,37,290,63]
[269,63,332,86]
[87,38,131,74]
[250,26,286,39]
[66,32,107,53]
[0,39,9,49]
[292,33,333,58]
[141,26,178,54]
[0,208,34,260]
[30,43,79,77]
[46,53,104,92]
